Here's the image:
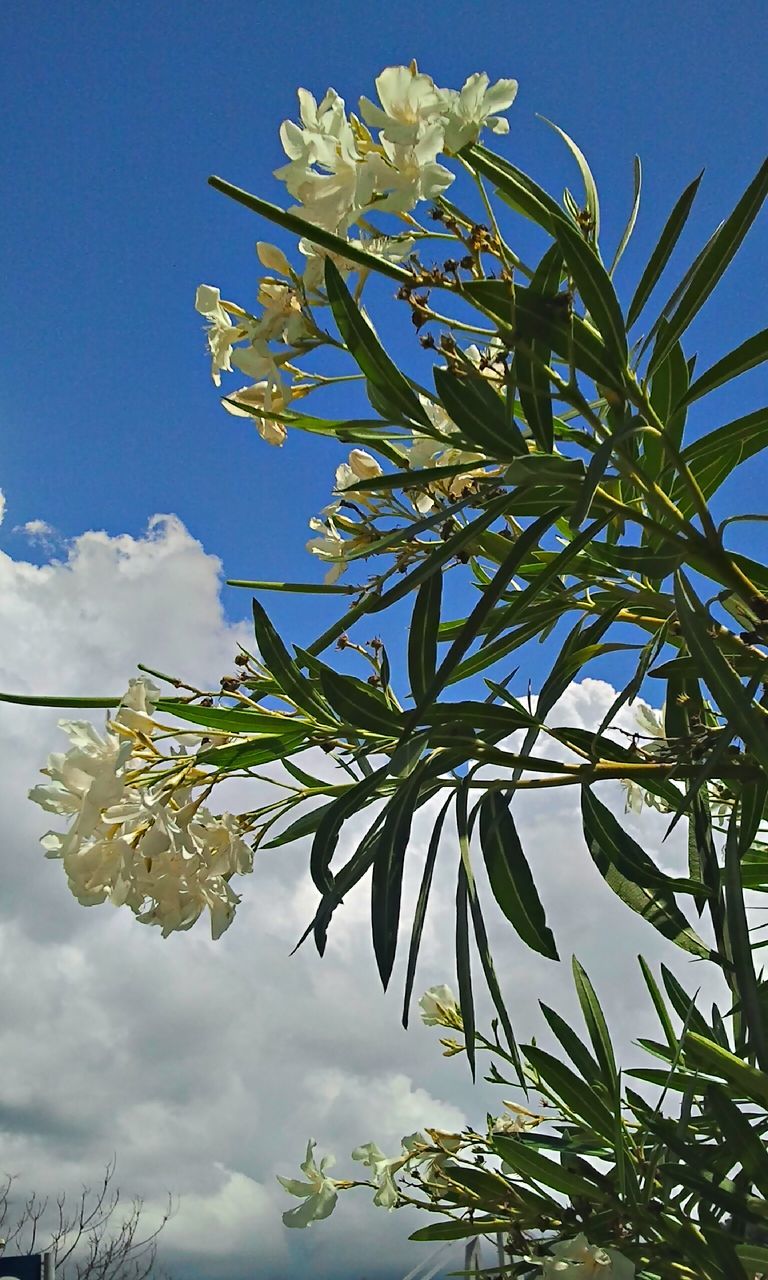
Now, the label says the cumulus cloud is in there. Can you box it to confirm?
[0,513,726,1280]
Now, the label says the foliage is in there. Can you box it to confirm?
[6,61,768,1279]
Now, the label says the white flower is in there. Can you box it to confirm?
[195,285,249,386]
[256,241,293,277]
[373,126,454,213]
[440,73,518,152]
[492,1101,544,1135]
[306,507,348,584]
[359,64,445,145]
[543,1235,635,1279]
[418,984,462,1027]
[277,1140,339,1228]
[335,448,382,491]
[350,1141,402,1209]
[222,381,289,447]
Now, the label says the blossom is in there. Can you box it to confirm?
[492,1101,544,1135]
[350,1141,402,1209]
[373,126,454,213]
[359,64,445,145]
[222,381,289,447]
[542,1235,635,1279]
[195,285,249,386]
[256,241,293,277]
[419,984,462,1028]
[277,1140,339,1228]
[440,73,518,152]
[334,448,382,491]
[306,504,348,584]
[253,279,308,344]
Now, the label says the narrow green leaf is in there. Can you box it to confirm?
[227,579,352,594]
[581,788,712,958]
[309,765,389,895]
[466,143,568,231]
[706,1086,768,1198]
[555,218,627,366]
[252,599,330,720]
[523,1044,615,1137]
[433,365,528,458]
[409,508,563,715]
[317,668,402,736]
[409,1218,513,1242]
[646,326,689,477]
[539,1002,602,1081]
[571,957,617,1083]
[325,259,429,425]
[670,408,768,517]
[208,175,414,282]
[408,574,443,705]
[478,791,558,960]
[648,156,768,376]
[685,1033,768,1107]
[724,809,768,1069]
[371,769,422,990]
[0,691,121,708]
[456,857,476,1081]
[492,1134,605,1201]
[680,327,768,407]
[660,963,714,1040]
[539,116,600,239]
[514,244,563,451]
[674,573,768,775]
[196,733,306,770]
[638,956,678,1051]
[610,155,642,275]
[402,795,452,1029]
[626,170,704,329]
[157,701,302,736]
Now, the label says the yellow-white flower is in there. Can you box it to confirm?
[542,1235,635,1279]
[419,984,462,1027]
[334,448,382,491]
[222,381,289,447]
[440,73,518,152]
[256,241,293,277]
[277,1140,340,1228]
[195,285,249,386]
[359,64,445,145]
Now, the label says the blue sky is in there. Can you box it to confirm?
[2,0,766,662]
[0,5,766,1279]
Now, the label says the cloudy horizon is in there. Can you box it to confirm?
[0,498,727,1280]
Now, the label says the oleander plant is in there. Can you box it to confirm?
[6,62,768,1278]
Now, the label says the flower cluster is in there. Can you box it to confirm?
[195,64,517,451]
[541,1234,635,1278]
[29,679,252,939]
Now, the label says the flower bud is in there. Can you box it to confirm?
[347,449,382,481]
[257,242,292,276]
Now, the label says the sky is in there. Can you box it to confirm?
[0,2,766,1278]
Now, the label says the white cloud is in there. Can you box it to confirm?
[0,513,727,1280]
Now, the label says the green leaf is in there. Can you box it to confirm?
[478,791,558,960]
[610,154,642,275]
[705,1086,768,1198]
[156,701,302,736]
[671,408,768,516]
[227,578,352,594]
[402,796,452,1028]
[646,326,689,477]
[324,259,428,425]
[538,116,600,239]
[724,809,768,1069]
[0,691,121,708]
[647,156,768,376]
[456,856,476,1081]
[371,769,422,989]
[539,1002,602,1081]
[196,733,306,769]
[684,1033,768,1107]
[674,573,768,775]
[208,175,414,283]
[492,1134,605,1201]
[522,1044,615,1137]
[433,365,529,458]
[316,668,402,736]
[680,327,768,407]
[457,783,523,1079]
[554,218,627,367]
[262,798,338,850]
[409,507,563,715]
[737,1244,768,1278]
[626,170,704,329]
[466,143,568,232]
[251,599,330,721]
[408,574,443,706]
[464,280,624,392]
[581,789,712,958]
[514,244,563,451]
[409,1218,514,1242]
[309,765,389,895]
[638,956,678,1051]
[571,957,617,1084]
